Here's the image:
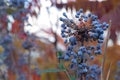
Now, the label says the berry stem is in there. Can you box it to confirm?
[28,50,32,80]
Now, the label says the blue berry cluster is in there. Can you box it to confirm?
[0,34,16,68]
[0,34,13,58]
[86,65,101,80]
[59,8,109,78]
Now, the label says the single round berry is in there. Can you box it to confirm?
[63,12,67,18]
[64,55,70,60]
[78,51,83,56]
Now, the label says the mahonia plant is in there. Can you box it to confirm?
[59,8,109,79]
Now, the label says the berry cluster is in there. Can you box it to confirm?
[86,65,101,80]
[0,34,12,58]
[59,8,109,78]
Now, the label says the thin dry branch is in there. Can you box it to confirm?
[101,20,111,80]
[106,62,112,80]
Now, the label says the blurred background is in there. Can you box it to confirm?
[0,0,120,80]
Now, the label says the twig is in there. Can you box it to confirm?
[63,65,73,80]
[101,20,111,80]
[106,62,112,80]
[39,69,65,73]
[28,50,32,80]
[10,48,19,80]
[65,68,72,80]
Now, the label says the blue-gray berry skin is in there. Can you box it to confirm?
[64,55,70,61]
[63,12,68,18]
[78,51,83,56]
[90,56,94,60]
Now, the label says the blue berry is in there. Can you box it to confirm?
[67,45,73,51]
[99,34,104,40]
[82,63,87,67]
[90,56,94,60]
[88,13,92,17]
[71,59,77,64]
[61,33,66,37]
[22,40,33,49]
[75,15,79,18]
[84,18,88,22]
[78,51,83,56]
[92,21,99,25]
[96,28,101,32]
[61,24,66,29]
[71,51,75,55]
[103,22,107,26]
[87,50,91,55]
[103,22,109,28]
[105,24,109,28]
[90,46,95,50]
[64,55,70,60]
[98,50,102,54]
[78,64,83,68]
[91,15,97,20]
[79,46,86,50]
[59,17,64,21]
[70,19,74,23]
[99,29,104,34]
[76,11,80,15]
[65,51,71,56]
[63,12,67,18]
[70,64,74,69]
[93,33,98,38]
[94,15,98,19]
[98,39,103,43]
[94,50,99,54]
[68,29,71,33]
[103,27,107,30]
[96,44,101,49]
[83,68,88,73]
[73,53,77,58]
[61,29,66,33]
[90,74,96,78]
[64,39,68,44]
[79,8,83,13]
[69,37,77,45]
